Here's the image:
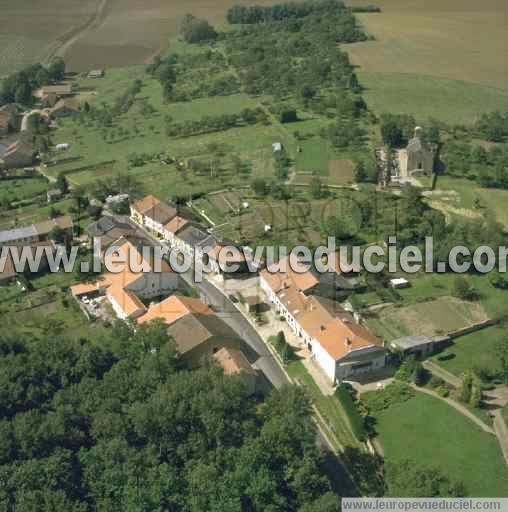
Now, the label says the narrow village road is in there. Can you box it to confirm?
[120,216,290,389]
[181,271,291,390]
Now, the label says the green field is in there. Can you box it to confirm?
[374,391,508,496]
[431,325,505,379]
[358,72,508,125]
[345,0,508,125]
[348,0,508,91]
[0,178,48,205]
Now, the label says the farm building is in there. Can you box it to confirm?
[87,69,105,78]
[0,216,73,248]
[51,99,80,118]
[0,140,35,169]
[35,84,73,98]
[390,335,450,358]
[272,142,283,153]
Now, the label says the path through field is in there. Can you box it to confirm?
[44,0,109,64]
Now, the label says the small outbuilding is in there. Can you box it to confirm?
[47,189,63,203]
[390,335,450,358]
[390,277,410,289]
[87,69,105,79]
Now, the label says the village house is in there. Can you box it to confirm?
[47,189,63,203]
[130,195,160,224]
[51,98,80,118]
[143,202,178,238]
[213,347,259,395]
[137,294,251,367]
[35,84,73,99]
[260,255,386,383]
[162,215,190,245]
[70,237,180,321]
[0,140,36,169]
[0,216,73,248]
[86,216,138,256]
[172,224,214,258]
[131,195,251,276]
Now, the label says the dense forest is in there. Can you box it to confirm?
[224,0,366,99]
[0,320,340,511]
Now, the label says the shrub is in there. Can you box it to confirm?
[361,382,414,414]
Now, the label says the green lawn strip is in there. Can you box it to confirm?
[431,325,504,380]
[286,360,361,450]
[374,391,508,496]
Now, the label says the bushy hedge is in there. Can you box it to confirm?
[335,384,366,441]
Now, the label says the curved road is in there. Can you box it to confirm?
[122,216,289,389]
[186,274,290,389]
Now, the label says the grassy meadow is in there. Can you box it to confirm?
[0,0,99,75]
[358,72,508,125]
[431,325,504,379]
[374,391,508,497]
[346,0,508,124]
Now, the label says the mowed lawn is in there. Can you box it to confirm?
[431,325,504,378]
[375,392,508,496]
[357,72,508,125]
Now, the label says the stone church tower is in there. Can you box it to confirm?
[405,126,436,176]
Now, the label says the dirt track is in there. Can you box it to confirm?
[44,0,109,64]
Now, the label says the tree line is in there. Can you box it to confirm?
[226,0,348,24]
[165,108,268,138]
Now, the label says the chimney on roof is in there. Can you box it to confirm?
[320,325,326,332]
[353,312,361,324]
[345,337,352,350]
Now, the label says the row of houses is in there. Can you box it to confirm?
[260,255,387,384]
[130,195,249,275]
[70,233,259,393]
